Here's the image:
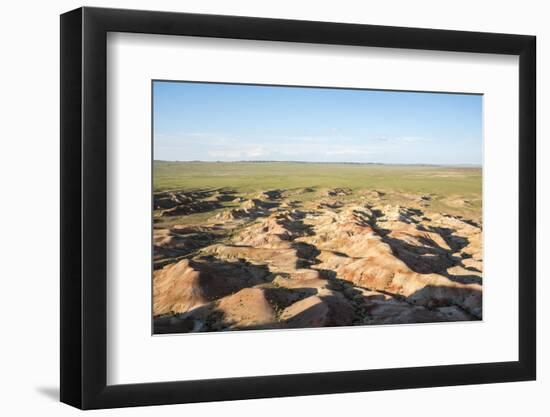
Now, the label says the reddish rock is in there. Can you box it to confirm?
[216,288,277,329]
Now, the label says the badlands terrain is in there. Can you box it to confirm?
[153,162,482,333]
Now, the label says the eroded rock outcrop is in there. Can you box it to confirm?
[153,188,483,332]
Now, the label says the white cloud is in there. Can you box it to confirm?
[324,147,375,156]
[399,136,431,143]
[155,131,437,163]
[208,146,268,159]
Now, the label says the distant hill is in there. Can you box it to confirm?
[153,160,481,168]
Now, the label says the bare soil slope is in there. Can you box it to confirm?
[153,185,482,333]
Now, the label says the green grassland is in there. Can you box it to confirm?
[154,161,481,194]
[153,161,482,224]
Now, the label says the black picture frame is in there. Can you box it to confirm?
[60,6,536,410]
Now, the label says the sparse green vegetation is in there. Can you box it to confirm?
[153,160,483,333]
[153,161,482,220]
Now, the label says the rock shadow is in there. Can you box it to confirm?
[276,210,315,236]
[291,242,321,267]
[153,227,225,269]
[405,284,482,319]
[376,224,482,285]
[154,188,239,217]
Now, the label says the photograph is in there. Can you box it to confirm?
[152,81,483,334]
[54,4,539,411]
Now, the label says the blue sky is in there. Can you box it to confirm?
[153,81,482,165]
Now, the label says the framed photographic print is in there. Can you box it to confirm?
[60,6,536,409]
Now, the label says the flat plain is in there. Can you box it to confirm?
[153,161,482,333]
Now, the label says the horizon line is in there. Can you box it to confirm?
[153,159,482,168]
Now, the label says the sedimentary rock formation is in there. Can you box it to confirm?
[153,188,482,333]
